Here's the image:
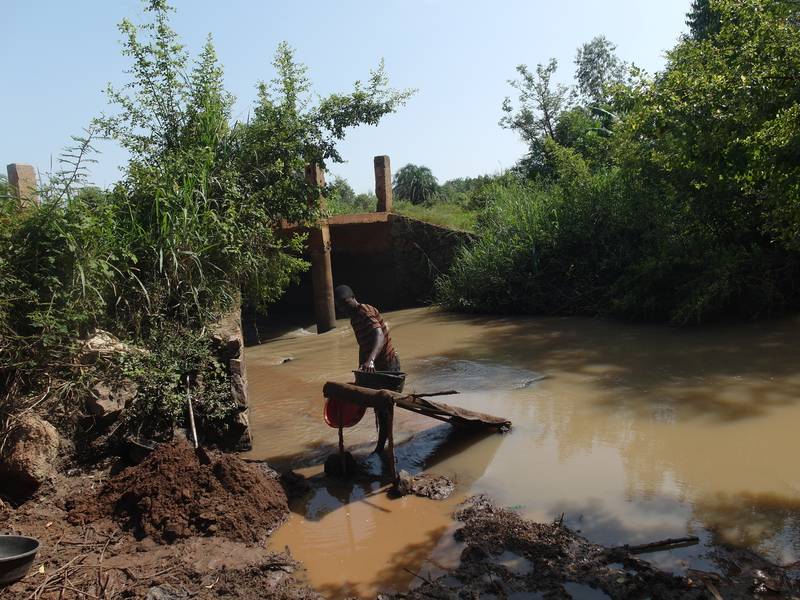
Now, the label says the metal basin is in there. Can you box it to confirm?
[0,535,40,586]
[353,370,406,392]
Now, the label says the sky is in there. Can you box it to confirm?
[2,1,690,194]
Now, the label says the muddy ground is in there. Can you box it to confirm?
[3,445,800,599]
[1,441,320,599]
[389,496,800,600]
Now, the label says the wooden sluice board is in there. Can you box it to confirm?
[322,382,512,430]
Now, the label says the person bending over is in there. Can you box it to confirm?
[334,285,400,372]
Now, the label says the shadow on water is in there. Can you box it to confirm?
[419,312,800,423]
[252,308,800,593]
[284,424,502,522]
[693,492,800,564]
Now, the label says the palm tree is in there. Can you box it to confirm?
[392,164,439,205]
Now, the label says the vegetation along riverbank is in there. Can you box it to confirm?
[3,0,800,598]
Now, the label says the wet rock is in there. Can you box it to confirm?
[87,379,138,420]
[395,470,455,500]
[0,414,60,498]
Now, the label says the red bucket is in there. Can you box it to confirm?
[324,397,367,428]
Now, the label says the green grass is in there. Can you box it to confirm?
[392,200,477,231]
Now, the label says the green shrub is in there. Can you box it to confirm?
[438,0,800,324]
[115,325,234,440]
[1,0,411,441]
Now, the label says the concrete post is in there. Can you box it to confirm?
[6,164,39,207]
[305,163,336,334]
[305,163,326,211]
[309,224,336,333]
[374,155,393,213]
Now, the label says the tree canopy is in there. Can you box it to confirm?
[439,0,800,323]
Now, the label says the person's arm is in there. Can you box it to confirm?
[359,327,385,372]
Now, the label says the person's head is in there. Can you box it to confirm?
[334,284,358,314]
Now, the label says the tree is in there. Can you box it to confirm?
[442,0,800,323]
[1,0,414,438]
[328,176,356,205]
[325,176,375,214]
[392,164,439,204]
[95,3,412,327]
[500,59,572,177]
[236,42,412,225]
[686,0,721,40]
[574,35,627,106]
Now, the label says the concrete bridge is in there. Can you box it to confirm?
[273,155,471,336]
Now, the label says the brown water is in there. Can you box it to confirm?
[245,308,800,598]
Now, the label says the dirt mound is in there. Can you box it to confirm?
[68,439,287,543]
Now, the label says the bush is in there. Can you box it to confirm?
[1,0,410,442]
[115,325,235,440]
[436,148,632,314]
[438,0,800,324]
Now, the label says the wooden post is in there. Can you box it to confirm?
[386,404,397,482]
[306,163,336,334]
[338,403,347,475]
[374,155,392,213]
[6,163,39,207]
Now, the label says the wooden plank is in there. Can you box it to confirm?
[323,382,511,430]
[322,382,394,409]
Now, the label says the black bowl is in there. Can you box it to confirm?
[0,535,40,586]
[352,370,406,393]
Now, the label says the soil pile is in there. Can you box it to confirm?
[68,439,288,543]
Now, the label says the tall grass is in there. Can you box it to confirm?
[392,199,477,231]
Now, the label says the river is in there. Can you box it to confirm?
[244,307,800,598]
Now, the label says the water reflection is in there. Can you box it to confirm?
[247,308,800,597]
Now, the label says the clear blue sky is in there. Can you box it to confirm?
[2,1,690,194]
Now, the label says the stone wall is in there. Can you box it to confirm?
[388,215,473,308]
[210,298,252,450]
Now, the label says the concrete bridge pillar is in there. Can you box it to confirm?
[305,163,337,334]
[6,163,39,207]
[374,155,392,213]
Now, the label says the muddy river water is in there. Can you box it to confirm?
[244,308,800,598]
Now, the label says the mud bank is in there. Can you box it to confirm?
[3,453,800,598]
[390,496,800,599]
[1,442,318,599]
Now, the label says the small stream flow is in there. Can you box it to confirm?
[244,308,800,598]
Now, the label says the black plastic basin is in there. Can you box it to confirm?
[353,370,406,393]
[0,535,40,586]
